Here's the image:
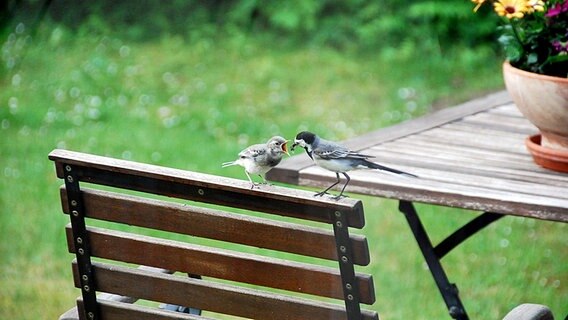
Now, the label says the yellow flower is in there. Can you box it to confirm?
[471,0,487,12]
[526,0,545,13]
[493,0,529,19]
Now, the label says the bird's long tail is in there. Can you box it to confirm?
[362,159,418,178]
[222,161,237,168]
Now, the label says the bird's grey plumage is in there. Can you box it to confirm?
[222,136,289,188]
[292,131,416,199]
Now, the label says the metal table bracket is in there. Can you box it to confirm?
[399,200,505,320]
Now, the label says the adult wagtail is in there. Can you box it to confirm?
[292,131,416,199]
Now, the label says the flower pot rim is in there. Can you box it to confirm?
[503,61,568,84]
[525,134,568,173]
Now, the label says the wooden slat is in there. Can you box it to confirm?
[72,261,379,320]
[389,134,568,186]
[60,187,370,266]
[385,135,534,165]
[267,91,512,184]
[76,298,209,320]
[345,156,567,199]
[59,267,173,320]
[342,91,513,151]
[49,149,366,228]
[275,89,568,221]
[486,104,525,118]
[439,122,531,139]
[415,127,527,154]
[369,144,568,188]
[297,166,568,222]
[461,112,537,133]
[65,226,376,304]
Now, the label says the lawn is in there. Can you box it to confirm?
[1,23,566,319]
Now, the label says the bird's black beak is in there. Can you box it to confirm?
[291,142,299,151]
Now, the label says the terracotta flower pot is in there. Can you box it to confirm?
[525,134,568,173]
[503,61,568,150]
[503,61,568,172]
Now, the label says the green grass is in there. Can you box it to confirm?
[1,25,566,319]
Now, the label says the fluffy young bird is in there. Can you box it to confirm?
[292,131,416,199]
[222,136,289,188]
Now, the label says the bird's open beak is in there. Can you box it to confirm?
[282,141,290,156]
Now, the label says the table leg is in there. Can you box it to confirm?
[399,200,469,320]
[434,212,504,259]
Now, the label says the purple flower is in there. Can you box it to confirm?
[552,40,568,53]
[546,0,568,17]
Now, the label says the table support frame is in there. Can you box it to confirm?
[398,200,505,320]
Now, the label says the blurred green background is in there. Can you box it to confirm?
[1,1,566,319]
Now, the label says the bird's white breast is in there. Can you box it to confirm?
[314,157,359,173]
[238,158,269,175]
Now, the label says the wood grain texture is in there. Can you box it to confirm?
[76,298,211,320]
[267,92,568,222]
[65,226,375,304]
[60,187,370,265]
[72,261,379,320]
[61,268,178,320]
[51,146,378,319]
[267,90,512,184]
[49,149,366,228]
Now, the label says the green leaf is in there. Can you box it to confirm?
[527,52,539,64]
[547,54,568,64]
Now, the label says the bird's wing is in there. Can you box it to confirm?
[314,142,350,160]
[346,150,375,159]
[314,140,375,160]
[239,143,267,161]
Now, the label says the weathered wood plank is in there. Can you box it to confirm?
[381,136,534,166]
[415,128,528,155]
[66,226,376,304]
[300,163,568,203]
[438,122,531,139]
[459,119,536,135]
[486,104,525,118]
[386,135,568,186]
[76,299,208,320]
[268,91,568,222]
[267,91,512,184]
[463,112,537,131]
[59,267,174,320]
[297,166,568,222]
[72,261,379,320]
[60,187,370,265]
[341,157,567,199]
[356,151,568,194]
[341,91,512,151]
[49,149,366,228]
[369,144,568,186]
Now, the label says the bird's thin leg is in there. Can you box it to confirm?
[315,172,341,197]
[333,172,351,200]
[259,174,270,185]
[245,171,257,189]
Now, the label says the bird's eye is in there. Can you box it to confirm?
[240,156,245,159]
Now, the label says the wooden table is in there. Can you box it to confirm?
[266,91,568,320]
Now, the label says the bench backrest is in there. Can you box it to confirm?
[49,149,378,320]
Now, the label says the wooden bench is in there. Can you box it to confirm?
[49,149,378,320]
